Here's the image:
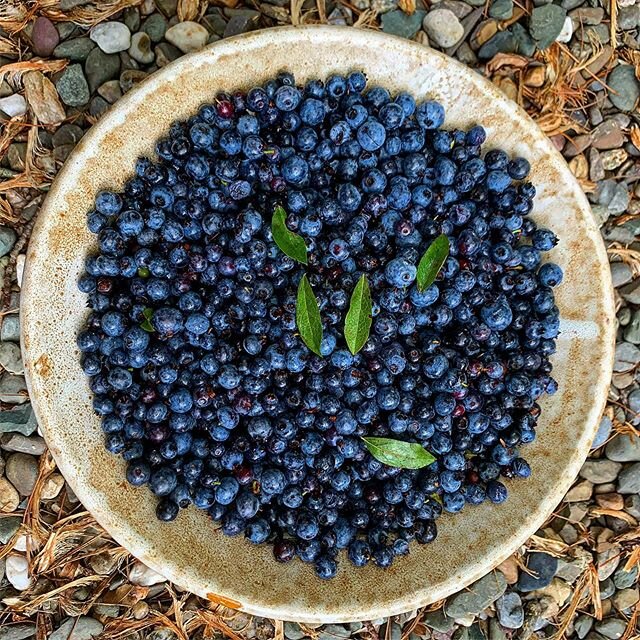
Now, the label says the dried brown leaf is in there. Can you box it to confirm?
[630,125,640,152]
[486,53,530,74]
[399,0,416,15]
[589,507,637,526]
[177,0,207,21]
[527,534,570,558]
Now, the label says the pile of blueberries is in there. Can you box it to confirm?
[77,71,563,579]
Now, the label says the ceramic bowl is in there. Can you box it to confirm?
[21,26,615,623]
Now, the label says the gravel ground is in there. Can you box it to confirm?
[0,1,639,639]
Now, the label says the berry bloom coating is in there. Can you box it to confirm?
[79,71,562,579]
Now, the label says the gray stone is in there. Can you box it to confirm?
[0,342,23,374]
[32,16,59,57]
[224,14,260,38]
[489,0,513,20]
[599,577,616,599]
[625,494,640,519]
[489,619,506,640]
[591,416,612,449]
[610,262,633,287]
[624,312,640,345]
[613,342,640,373]
[143,14,168,43]
[380,10,426,40]
[318,626,351,640]
[617,5,640,30]
[613,563,638,589]
[608,65,640,112]
[512,23,536,56]
[283,623,307,640]
[618,462,640,494]
[5,452,39,495]
[608,184,630,215]
[56,64,90,107]
[120,70,148,93]
[595,619,626,640]
[579,459,622,483]
[123,7,140,32]
[155,42,182,67]
[0,226,17,258]
[1,433,46,455]
[606,435,640,462]
[517,553,558,592]
[49,617,104,640]
[90,22,131,54]
[155,0,178,16]
[128,32,154,65]
[478,31,516,59]
[612,588,639,611]
[445,571,507,618]
[0,404,37,436]
[496,592,524,629]
[2,314,20,343]
[575,615,593,639]
[85,48,120,92]
[530,4,567,49]
[598,545,622,581]
[59,0,91,8]
[0,623,37,640]
[53,124,84,147]
[0,516,21,543]
[0,374,28,404]
[424,610,455,632]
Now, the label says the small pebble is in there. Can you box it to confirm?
[31,16,60,57]
[5,554,31,590]
[128,32,155,64]
[90,22,132,54]
[164,21,209,53]
[423,9,465,48]
[5,452,39,495]
[55,64,90,107]
[129,560,166,586]
[0,94,27,119]
[0,476,19,513]
[1,433,46,455]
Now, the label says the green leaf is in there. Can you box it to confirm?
[417,234,450,292]
[137,266,150,278]
[344,274,372,355]
[272,206,308,265]
[140,308,155,332]
[361,437,436,470]
[296,274,323,356]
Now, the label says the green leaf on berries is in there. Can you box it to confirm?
[417,234,449,292]
[140,307,155,332]
[344,274,372,355]
[272,206,308,265]
[361,437,436,469]
[296,274,322,356]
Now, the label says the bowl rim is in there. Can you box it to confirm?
[21,25,616,622]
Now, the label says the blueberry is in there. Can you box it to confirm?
[357,119,386,152]
[538,263,563,287]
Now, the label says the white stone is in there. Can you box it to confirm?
[5,553,31,590]
[16,254,25,288]
[129,560,166,586]
[90,22,131,54]
[13,534,29,552]
[555,16,573,43]
[165,22,209,54]
[0,341,23,375]
[618,0,636,6]
[422,9,464,48]
[0,94,27,118]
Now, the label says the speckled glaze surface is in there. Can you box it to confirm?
[21,26,615,623]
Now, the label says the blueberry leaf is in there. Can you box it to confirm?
[140,308,155,332]
[296,274,323,356]
[417,234,449,292]
[272,206,308,265]
[361,437,435,469]
[344,274,372,355]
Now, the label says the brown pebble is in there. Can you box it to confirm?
[132,601,149,619]
[569,154,588,180]
[564,134,591,158]
[595,493,624,510]
[496,555,519,584]
[31,16,60,57]
[524,65,546,87]
[470,19,497,50]
[601,148,628,171]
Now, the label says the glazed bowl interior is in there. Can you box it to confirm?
[21,26,614,623]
